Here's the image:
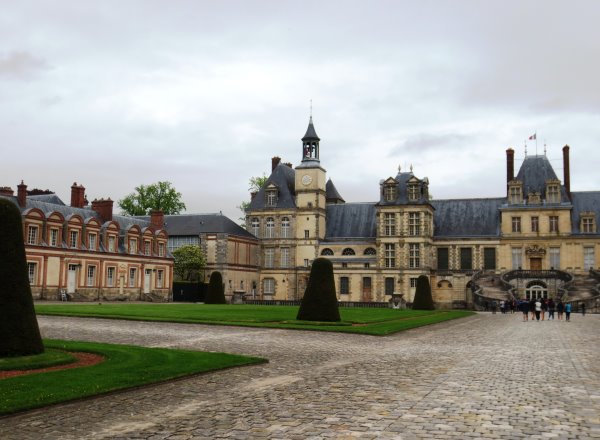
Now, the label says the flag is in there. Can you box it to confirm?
[528,133,536,140]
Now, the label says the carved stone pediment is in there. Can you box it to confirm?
[525,244,546,257]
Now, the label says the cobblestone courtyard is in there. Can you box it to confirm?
[2,313,599,439]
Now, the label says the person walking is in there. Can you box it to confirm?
[520,299,529,321]
[534,298,542,321]
[557,300,564,320]
[581,302,586,316]
[565,302,572,321]
[548,298,555,320]
[541,299,548,321]
[529,298,536,321]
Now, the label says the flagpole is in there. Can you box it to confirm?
[535,131,538,155]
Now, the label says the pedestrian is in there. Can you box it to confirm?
[492,300,497,314]
[541,299,548,321]
[534,298,542,321]
[520,299,529,321]
[557,300,564,320]
[565,302,572,321]
[548,298,555,320]
[581,303,586,316]
[529,298,536,321]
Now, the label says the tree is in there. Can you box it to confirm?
[0,199,44,356]
[412,275,435,310]
[173,245,206,282]
[296,258,341,322]
[205,271,226,304]
[118,181,186,216]
[238,174,268,224]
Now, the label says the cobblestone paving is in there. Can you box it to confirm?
[2,313,599,439]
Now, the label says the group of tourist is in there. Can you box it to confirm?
[485,298,585,322]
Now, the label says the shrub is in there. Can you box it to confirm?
[205,271,226,304]
[297,258,341,322]
[0,199,44,356]
[412,275,435,310]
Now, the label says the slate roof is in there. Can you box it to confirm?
[325,203,377,239]
[27,193,66,205]
[515,155,570,202]
[247,163,297,210]
[570,191,600,234]
[302,116,320,141]
[139,214,256,239]
[326,179,345,203]
[431,198,505,237]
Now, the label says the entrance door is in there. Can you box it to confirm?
[144,269,152,294]
[362,277,372,302]
[530,258,542,271]
[67,264,77,293]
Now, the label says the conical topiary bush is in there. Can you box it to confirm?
[205,271,226,304]
[297,257,340,322]
[0,198,44,356]
[412,274,435,310]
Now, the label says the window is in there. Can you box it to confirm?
[549,248,560,269]
[50,228,59,247]
[341,262,348,268]
[410,278,418,288]
[69,230,79,249]
[385,277,394,295]
[130,238,138,254]
[512,248,522,270]
[511,217,521,233]
[409,212,421,236]
[108,235,116,252]
[364,263,370,268]
[264,248,274,268]
[340,277,349,295]
[531,216,539,233]
[107,267,115,287]
[437,248,449,270]
[129,268,137,287]
[265,217,275,238]
[263,278,275,295]
[363,277,372,289]
[144,239,152,256]
[281,217,291,238]
[385,243,396,268]
[266,190,278,207]
[321,248,334,256]
[86,265,96,287]
[384,213,396,236]
[409,243,420,268]
[157,270,164,288]
[280,247,289,268]
[547,184,561,203]
[407,184,419,201]
[509,185,522,204]
[582,217,595,233]
[27,225,38,245]
[484,248,496,270]
[158,242,165,257]
[460,247,472,270]
[251,217,260,237]
[304,230,309,239]
[88,233,97,251]
[549,216,559,233]
[342,248,355,256]
[167,235,200,253]
[304,259,309,267]
[364,247,376,255]
[383,185,397,202]
[584,247,595,270]
[27,262,37,285]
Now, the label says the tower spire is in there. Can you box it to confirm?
[301,113,320,162]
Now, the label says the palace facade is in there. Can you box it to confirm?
[245,117,600,307]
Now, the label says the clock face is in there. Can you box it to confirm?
[302,174,313,186]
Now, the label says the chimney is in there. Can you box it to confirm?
[563,144,571,197]
[71,182,84,208]
[150,209,164,229]
[0,186,14,197]
[283,162,293,168]
[17,181,27,208]
[250,191,257,201]
[506,148,515,183]
[272,156,281,171]
[91,198,114,223]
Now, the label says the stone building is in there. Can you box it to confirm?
[245,117,600,307]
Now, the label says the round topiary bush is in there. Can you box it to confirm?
[205,271,226,304]
[297,257,341,322]
[412,274,435,310]
[0,198,44,356]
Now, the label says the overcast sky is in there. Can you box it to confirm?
[2,0,600,221]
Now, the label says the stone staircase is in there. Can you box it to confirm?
[475,273,512,301]
[565,275,599,301]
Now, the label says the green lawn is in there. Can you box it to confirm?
[0,339,265,415]
[35,304,474,336]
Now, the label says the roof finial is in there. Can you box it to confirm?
[524,140,527,157]
[310,99,312,119]
[544,140,547,156]
[410,164,413,173]
[398,164,401,173]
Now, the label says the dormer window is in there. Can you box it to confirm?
[383,184,397,202]
[508,182,523,204]
[546,181,561,204]
[528,192,541,205]
[265,187,278,207]
[581,212,596,233]
[407,184,419,202]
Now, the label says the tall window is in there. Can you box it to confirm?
[86,265,96,287]
[582,217,595,233]
[409,212,421,236]
[549,216,559,233]
[547,184,561,203]
[383,185,397,202]
[129,268,137,287]
[280,247,289,268]
[108,235,116,252]
[144,239,152,256]
[549,248,560,269]
[384,213,396,236]
[27,225,38,245]
[407,184,419,201]
[460,247,472,270]
[484,248,496,270]
[511,217,521,233]
[304,230,309,239]
[27,262,37,284]
[130,238,138,254]
[69,230,79,249]
[384,243,396,268]
[385,277,394,295]
[50,228,59,247]
[158,242,165,257]
[88,233,97,251]
[107,267,115,287]
[265,217,275,238]
[263,278,275,295]
[409,243,420,268]
[512,248,522,270]
[437,247,449,270]
[251,217,260,237]
[157,270,164,288]
[584,247,595,270]
[340,277,349,295]
[509,185,522,204]
[266,190,277,207]
[264,248,274,268]
[531,216,539,233]
[281,217,291,238]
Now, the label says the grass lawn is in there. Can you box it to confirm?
[0,339,265,415]
[35,304,474,336]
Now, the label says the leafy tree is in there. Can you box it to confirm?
[297,258,341,322]
[205,271,226,304]
[412,275,435,310]
[118,181,186,216]
[0,199,44,356]
[238,174,268,224]
[172,245,206,282]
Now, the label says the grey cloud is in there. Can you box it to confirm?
[391,133,471,155]
[0,51,49,80]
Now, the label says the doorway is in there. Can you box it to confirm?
[530,258,542,271]
[144,269,152,294]
[525,281,548,300]
[67,264,77,293]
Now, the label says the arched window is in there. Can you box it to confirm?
[251,217,260,237]
[265,217,275,238]
[321,248,334,256]
[364,247,376,255]
[281,217,290,238]
[342,248,355,256]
